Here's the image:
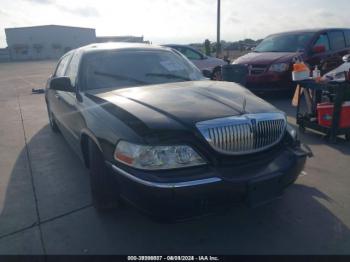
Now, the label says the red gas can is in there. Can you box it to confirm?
[317,102,350,128]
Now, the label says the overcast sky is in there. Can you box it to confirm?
[0,0,349,47]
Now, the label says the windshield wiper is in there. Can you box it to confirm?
[146,73,191,81]
[94,71,149,85]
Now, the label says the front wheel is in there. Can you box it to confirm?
[211,68,222,81]
[345,133,350,141]
[88,140,120,211]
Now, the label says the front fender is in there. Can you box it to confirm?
[80,128,102,152]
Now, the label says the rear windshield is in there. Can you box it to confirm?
[81,50,203,90]
[254,32,314,52]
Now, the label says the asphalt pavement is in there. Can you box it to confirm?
[0,61,349,254]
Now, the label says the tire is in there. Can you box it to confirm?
[345,133,350,141]
[88,140,120,211]
[46,103,59,133]
[211,68,222,81]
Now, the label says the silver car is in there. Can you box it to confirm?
[164,44,227,80]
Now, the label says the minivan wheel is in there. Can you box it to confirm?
[88,140,120,211]
[46,103,59,133]
[212,68,222,81]
[345,133,350,141]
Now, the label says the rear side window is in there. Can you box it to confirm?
[314,33,330,51]
[328,31,346,50]
[182,48,202,60]
[345,30,350,47]
[172,46,181,52]
[55,54,71,77]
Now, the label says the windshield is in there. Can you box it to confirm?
[254,32,314,52]
[81,50,203,90]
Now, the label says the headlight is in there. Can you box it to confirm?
[114,141,206,170]
[286,124,298,141]
[269,63,289,72]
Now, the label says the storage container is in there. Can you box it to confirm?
[317,102,350,128]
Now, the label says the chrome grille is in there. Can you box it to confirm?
[196,113,286,155]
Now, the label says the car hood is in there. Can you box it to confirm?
[85,80,279,134]
[207,56,227,65]
[192,56,227,71]
[234,52,297,65]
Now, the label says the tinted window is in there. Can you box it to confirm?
[82,50,203,90]
[255,32,314,52]
[314,33,330,51]
[181,47,202,60]
[171,46,181,52]
[345,30,350,47]
[55,54,71,77]
[329,31,346,50]
[65,51,82,86]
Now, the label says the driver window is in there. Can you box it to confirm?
[314,34,330,51]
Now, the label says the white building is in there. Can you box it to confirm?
[5,25,96,60]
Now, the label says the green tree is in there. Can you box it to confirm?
[204,39,211,56]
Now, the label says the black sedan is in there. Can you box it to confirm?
[45,43,311,220]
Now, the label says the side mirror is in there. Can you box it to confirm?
[343,54,350,63]
[202,69,212,78]
[312,45,326,54]
[50,77,74,92]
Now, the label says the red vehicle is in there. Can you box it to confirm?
[233,28,350,92]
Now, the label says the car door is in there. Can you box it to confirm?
[308,32,331,73]
[47,53,72,124]
[308,31,348,74]
[56,50,84,155]
[327,30,348,71]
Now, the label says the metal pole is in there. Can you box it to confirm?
[216,0,221,58]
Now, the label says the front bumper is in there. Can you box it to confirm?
[245,72,295,92]
[107,144,310,220]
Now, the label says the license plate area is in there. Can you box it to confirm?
[246,174,283,207]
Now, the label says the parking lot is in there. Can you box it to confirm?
[0,60,350,255]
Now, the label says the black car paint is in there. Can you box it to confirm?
[113,146,306,219]
[45,44,309,218]
[47,79,279,163]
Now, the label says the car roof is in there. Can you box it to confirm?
[163,44,204,54]
[268,28,350,37]
[75,42,173,55]
[164,44,185,47]
[164,44,197,49]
